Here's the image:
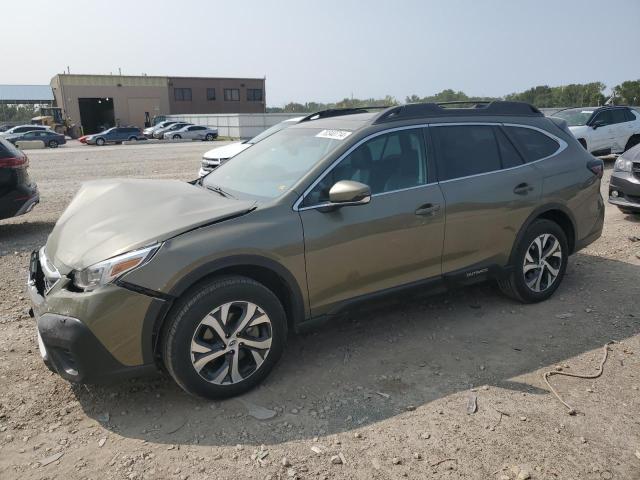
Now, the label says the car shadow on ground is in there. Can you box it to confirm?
[72,252,639,447]
[0,220,55,253]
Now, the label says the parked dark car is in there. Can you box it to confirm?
[609,142,640,214]
[0,137,38,220]
[5,130,66,148]
[86,127,145,146]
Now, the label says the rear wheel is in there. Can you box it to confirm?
[48,140,58,148]
[128,136,137,141]
[172,134,181,140]
[624,135,640,152]
[162,276,287,399]
[498,219,568,303]
[95,137,105,146]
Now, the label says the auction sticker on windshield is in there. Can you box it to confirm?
[316,129,352,140]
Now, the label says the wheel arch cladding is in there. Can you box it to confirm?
[510,205,576,264]
[149,255,306,360]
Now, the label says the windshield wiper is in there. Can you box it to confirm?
[206,184,236,199]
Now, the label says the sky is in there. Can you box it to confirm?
[1,0,639,106]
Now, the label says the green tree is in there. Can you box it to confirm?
[613,80,640,105]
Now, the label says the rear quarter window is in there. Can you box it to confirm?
[504,126,559,162]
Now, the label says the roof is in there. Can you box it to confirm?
[0,85,54,102]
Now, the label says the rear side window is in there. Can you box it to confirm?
[610,109,628,124]
[432,125,501,181]
[0,137,22,158]
[495,128,524,168]
[625,109,636,121]
[504,126,559,162]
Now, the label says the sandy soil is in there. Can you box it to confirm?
[0,142,639,479]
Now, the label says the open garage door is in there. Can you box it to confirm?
[78,97,115,134]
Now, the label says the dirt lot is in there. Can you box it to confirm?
[1,142,639,480]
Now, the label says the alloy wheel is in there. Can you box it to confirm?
[523,233,562,293]
[190,301,273,385]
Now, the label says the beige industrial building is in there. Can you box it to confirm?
[50,74,266,134]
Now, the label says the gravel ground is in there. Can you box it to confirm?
[1,142,639,480]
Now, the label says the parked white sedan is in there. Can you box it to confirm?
[164,125,218,141]
[552,106,640,156]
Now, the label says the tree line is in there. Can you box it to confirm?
[267,79,640,113]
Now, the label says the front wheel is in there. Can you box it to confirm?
[172,134,181,140]
[162,276,287,399]
[205,133,215,141]
[498,219,568,303]
[95,138,105,146]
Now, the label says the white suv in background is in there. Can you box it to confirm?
[199,117,303,177]
[552,106,640,156]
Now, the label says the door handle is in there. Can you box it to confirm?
[415,203,441,216]
[513,183,534,195]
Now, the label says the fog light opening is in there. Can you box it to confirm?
[611,190,619,198]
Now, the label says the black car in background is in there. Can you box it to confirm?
[86,126,145,146]
[5,130,66,148]
[0,138,38,220]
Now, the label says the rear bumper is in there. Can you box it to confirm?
[0,183,39,220]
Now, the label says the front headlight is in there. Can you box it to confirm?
[614,157,632,172]
[72,244,160,291]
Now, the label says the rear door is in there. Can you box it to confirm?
[431,123,544,274]
[299,127,445,316]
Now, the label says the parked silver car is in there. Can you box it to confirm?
[163,125,218,141]
[153,122,193,139]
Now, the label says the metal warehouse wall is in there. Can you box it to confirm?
[165,113,303,138]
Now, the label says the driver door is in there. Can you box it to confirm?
[589,110,615,154]
[298,128,445,317]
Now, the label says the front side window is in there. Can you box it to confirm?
[203,127,344,199]
[174,88,192,101]
[592,110,613,126]
[504,126,559,162]
[432,125,501,181]
[224,88,240,101]
[303,128,427,206]
[207,88,216,101]
[247,89,263,101]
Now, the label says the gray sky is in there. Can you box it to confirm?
[1,0,638,106]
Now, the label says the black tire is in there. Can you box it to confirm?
[162,275,287,399]
[205,133,214,141]
[172,134,181,140]
[48,140,58,148]
[624,135,640,152]
[95,138,105,146]
[498,219,568,303]
[128,136,137,141]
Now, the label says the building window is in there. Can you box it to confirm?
[224,88,240,101]
[206,88,216,101]
[174,88,192,101]
[247,89,263,102]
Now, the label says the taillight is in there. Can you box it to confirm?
[0,155,28,168]
[587,158,604,178]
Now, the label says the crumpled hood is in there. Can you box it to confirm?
[47,178,255,272]
[203,142,251,160]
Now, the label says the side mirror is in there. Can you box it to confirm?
[592,120,605,129]
[323,180,371,210]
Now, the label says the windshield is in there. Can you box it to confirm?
[552,108,595,126]
[203,127,347,199]
[247,120,298,145]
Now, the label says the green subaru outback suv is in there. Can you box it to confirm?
[28,102,604,398]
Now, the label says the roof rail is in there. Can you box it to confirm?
[373,101,542,124]
[299,106,390,123]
